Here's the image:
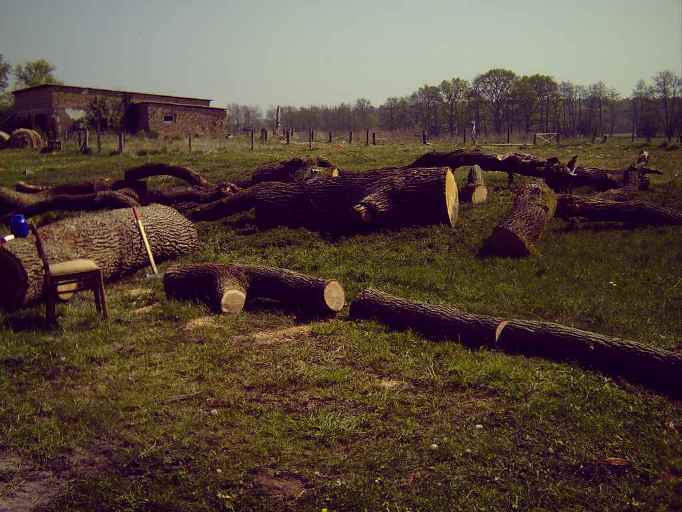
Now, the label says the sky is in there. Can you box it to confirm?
[1,0,681,108]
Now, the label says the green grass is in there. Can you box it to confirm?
[0,136,681,511]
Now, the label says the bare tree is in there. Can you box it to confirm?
[653,70,679,141]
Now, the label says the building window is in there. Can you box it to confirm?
[163,113,176,123]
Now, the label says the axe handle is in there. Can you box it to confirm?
[132,208,158,274]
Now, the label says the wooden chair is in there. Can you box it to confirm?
[30,224,108,324]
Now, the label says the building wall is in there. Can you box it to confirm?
[12,85,214,133]
[138,103,226,137]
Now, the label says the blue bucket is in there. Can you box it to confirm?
[9,214,29,238]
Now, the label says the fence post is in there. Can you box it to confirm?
[286,128,290,145]
[533,133,537,145]
[463,127,466,145]
[250,128,254,151]
[507,125,510,144]
[557,132,561,145]
[188,133,192,153]
[328,131,332,143]
[372,132,376,145]
[349,131,353,144]
[422,131,427,144]
[365,128,369,145]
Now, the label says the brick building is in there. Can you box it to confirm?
[11,84,226,137]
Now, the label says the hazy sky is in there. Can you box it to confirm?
[1,0,680,108]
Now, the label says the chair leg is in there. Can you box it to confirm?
[93,279,102,314]
[46,287,57,326]
[97,272,108,320]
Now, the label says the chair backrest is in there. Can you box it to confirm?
[29,223,51,275]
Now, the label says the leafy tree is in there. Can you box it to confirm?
[653,70,679,140]
[440,78,469,136]
[14,59,60,88]
[0,54,10,92]
[472,68,516,133]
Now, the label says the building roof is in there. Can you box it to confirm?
[12,84,213,103]
[136,101,225,112]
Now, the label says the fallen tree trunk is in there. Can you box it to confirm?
[164,263,248,314]
[188,167,458,230]
[164,262,345,316]
[0,204,199,310]
[124,163,211,188]
[1,191,140,221]
[349,288,682,398]
[556,195,682,225]
[409,150,662,192]
[484,182,556,256]
[460,165,488,204]
[236,156,341,188]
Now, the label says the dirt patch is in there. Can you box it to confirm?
[125,288,153,299]
[232,325,313,346]
[376,378,405,390]
[0,447,111,512]
[131,303,160,316]
[183,315,217,333]
[251,468,306,499]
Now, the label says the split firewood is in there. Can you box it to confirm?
[164,262,345,316]
[349,288,682,398]
[0,204,199,310]
[556,195,682,225]
[459,165,488,204]
[484,182,556,257]
[188,167,458,231]
[409,150,662,192]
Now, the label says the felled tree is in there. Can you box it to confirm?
[0,204,198,310]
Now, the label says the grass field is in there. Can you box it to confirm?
[0,136,681,511]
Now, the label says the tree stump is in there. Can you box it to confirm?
[459,165,487,204]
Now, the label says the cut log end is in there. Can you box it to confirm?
[486,225,535,257]
[323,280,346,312]
[444,169,458,226]
[221,289,247,314]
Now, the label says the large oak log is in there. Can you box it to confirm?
[409,150,662,192]
[556,195,682,225]
[0,204,199,310]
[164,262,345,316]
[188,167,458,231]
[349,288,682,398]
[484,182,556,256]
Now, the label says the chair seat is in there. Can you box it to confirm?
[49,259,99,276]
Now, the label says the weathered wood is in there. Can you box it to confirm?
[484,182,556,257]
[164,262,345,316]
[556,195,682,225]
[460,165,488,204]
[349,288,682,398]
[124,163,211,188]
[409,150,662,192]
[0,204,199,310]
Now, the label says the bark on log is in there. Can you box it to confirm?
[237,157,341,187]
[349,288,682,398]
[9,129,44,149]
[124,163,211,188]
[163,262,345,316]
[164,263,248,314]
[188,167,458,231]
[1,191,140,221]
[409,150,662,192]
[460,165,488,204]
[556,195,682,225]
[0,204,199,310]
[484,182,556,256]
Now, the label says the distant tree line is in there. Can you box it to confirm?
[227,68,682,141]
